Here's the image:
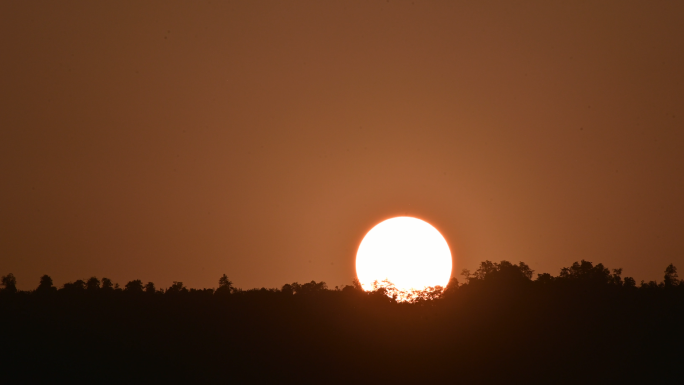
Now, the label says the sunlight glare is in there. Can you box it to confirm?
[355,217,452,295]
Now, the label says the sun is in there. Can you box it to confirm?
[355,216,453,295]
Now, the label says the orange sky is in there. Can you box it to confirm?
[2,0,683,290]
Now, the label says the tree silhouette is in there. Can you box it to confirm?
[288,280,327,295]
[144,281,156,293]
[473,260,498,280]
[352,278,363,291]
[62,279,86,291]
[441,277,460,298]
[101,277,114,290]
[215,274,233,295]
[558,260,611,284]
[1,260,684,382]
[367,279,448,302]
[86,277,101,291]
[664,264,679,287]
[609,268,623,286]
[536,272,554,285]
[1,273,17,294]
[166,281,187,294]
[464,260,535,290]
[35,274,55,293]
[460,268,471,284]
[281,283,294,295]
[124,279,144,293]
[623,276,637,288]
[370,279,399,302]
[408,285,444,303]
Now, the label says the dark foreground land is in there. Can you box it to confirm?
[1,260,683,384]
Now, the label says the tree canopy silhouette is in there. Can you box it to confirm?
[1,260,683,382]
[1,273,17,294]
[35,274,55,293]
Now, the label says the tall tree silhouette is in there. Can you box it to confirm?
[663,264,679,287]
[215,274,233,295]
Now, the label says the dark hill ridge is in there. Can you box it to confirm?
[1,260,682,383]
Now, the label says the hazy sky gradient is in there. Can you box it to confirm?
[2,0,683,290]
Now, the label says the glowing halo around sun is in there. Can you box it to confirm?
[355,217,453,297]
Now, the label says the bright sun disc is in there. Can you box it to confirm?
[355,217,452,294]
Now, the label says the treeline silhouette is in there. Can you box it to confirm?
[1,260,683,383]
